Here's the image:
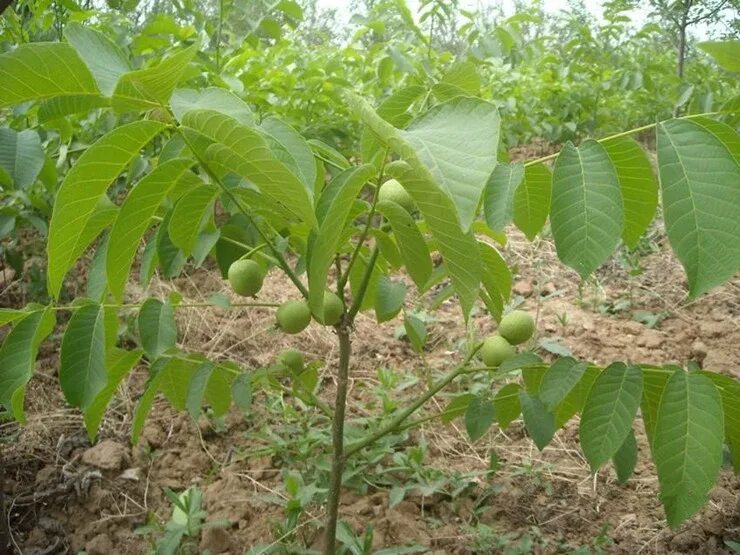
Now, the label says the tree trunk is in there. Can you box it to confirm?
[323,326,352,554]
[677,23,687,78]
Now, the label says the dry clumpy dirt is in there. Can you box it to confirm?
[2,223,739,554]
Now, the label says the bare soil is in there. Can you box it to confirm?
[2,222,739,554]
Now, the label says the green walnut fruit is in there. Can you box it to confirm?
[228,259,264,297]
[278,349,304,374]
[497,310,535,345]
[480,336,516,367]
[314,291,344,326]
[276,300,312,334]
[379,179,415,213]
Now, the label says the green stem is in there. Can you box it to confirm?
[523,110,723,168]
[344,345,481,458]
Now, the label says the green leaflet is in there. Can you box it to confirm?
[602,136,658,249]
[84,348,142,441]
[700,372,740,474]
[180,110,317,227]
[112,45,197,112]
[261,117,316,195]
[0,307,55,421]
[374,275,406,322]
[38,95,111,122]
[0,42,100,107]
[170,87,254,126]
[553,365,600,429]
[398,97,500,231]
[697,40,740,72]
[386,161,481,316]
[59,303,108,409]
[168,184,219,256]
[47,120,165,298]
[519,391,555,450]
[64,22,131,96]
[107,158,195,301]
[465,395,496,442]
[579,363,642,472]
[641,368,672,447]
[138,298,178,359]
[484,162,524,232]
[513,162,551,240]
[551,140,624,279]
[657,119,740,297]
[653,371,723,527]
[493,383,521,430]
[376,199,432,290]
[477,241,512,322]
[612,428,638,483]
[0,128,45,189]
[308,164,374,316]
[538,357,588,411]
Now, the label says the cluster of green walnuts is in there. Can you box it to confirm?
[227,258,343,334]
[480,310,535,366]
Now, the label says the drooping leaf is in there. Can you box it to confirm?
[86,234,109,302]
[374,275,406,323]
[231,373,252,413]
[84,348,142,441]
[403,313,427,353]
[0,308,55,421]
[697,40,740,72]
[180,110,317,227]
[261,116,316,194]
[493,383,521,429]
[465,395,496,442]
[132,358,168,445]
[399,97,500,231]
[612,428,638,483]
[700,371,740,473]
[59,303,108,409]
[513,163,551,240]
[0,42,99,107]
[477,241,512,320]
[440,393,476,424]
[168,185,219,256]
[156,212,187,278]
[551,140,624,279]
[641,368,672,447]
[47,120,165,298]
[185,361,216,420]
[386,161,481,316]
[308,165,374,315]
[64,22,132,96]
[107,158,195,300]
[539,357,588,411]
[519,391,555,450]
[553,365,600,428]
[138,298,177,359]
[653,371,723,527]
[112,45,196,112]
[602,136,658,248]
[376,200,432,290]
[484,162,524,232]
[657,119,740,297]
[0,128,45,189]
[580,363,642,472]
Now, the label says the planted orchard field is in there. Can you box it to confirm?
[1,1,740,554]
[4,235,739,553]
